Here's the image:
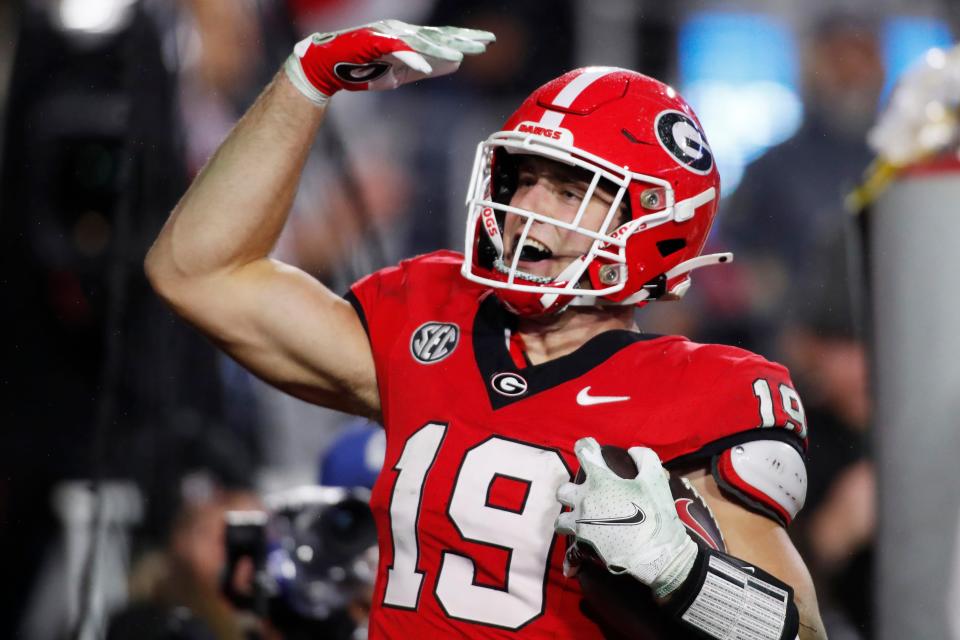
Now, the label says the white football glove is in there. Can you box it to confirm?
[555,437,699,599]
[285,19,495,106]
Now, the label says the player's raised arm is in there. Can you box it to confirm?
[144,21,494,418]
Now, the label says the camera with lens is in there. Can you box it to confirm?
[222,486,378,640]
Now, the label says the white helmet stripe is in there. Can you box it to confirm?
[538,67,618,129]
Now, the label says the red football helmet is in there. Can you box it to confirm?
[461,66,731,316]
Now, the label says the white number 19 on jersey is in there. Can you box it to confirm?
[382,422,570,629]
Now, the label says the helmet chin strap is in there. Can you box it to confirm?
[566,251,734,307]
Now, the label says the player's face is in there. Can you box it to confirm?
[503,156,623,280]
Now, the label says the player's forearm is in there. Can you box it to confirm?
[682,471,827,640]
[736,532,826,639]
[145,72,323,293]
[797,594,827,639]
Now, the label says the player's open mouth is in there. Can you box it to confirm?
[491,234,562,283]
[513,235,554,263]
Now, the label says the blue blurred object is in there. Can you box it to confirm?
[881,16,954,100]
[319,421,385,489]
[679,12,798,85]
[678,11,803,197]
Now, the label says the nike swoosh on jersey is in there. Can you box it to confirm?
[575,503,646,526]
[576,386,631,406]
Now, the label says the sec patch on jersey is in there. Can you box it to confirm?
[568,445,724,639]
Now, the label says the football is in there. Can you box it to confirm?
[569,445,725,639]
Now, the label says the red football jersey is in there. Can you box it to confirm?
[346,251,806,639]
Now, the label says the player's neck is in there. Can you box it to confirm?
[516,306,637,366]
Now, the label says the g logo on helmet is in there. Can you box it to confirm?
[654,110,714,175]
[410,322,460,364]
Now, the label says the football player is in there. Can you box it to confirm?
[146,20,826,639]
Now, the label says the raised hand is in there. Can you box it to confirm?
[284,19,495,106]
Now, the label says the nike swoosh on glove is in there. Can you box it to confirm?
[285,19,495,106]
[555,437,699,598]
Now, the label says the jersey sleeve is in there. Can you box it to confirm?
[344,262,410,405]
[343,250,467,419]
[677,347,808,451]
[345,264,404,349]
[711,354,807,526]
[665,347,809,526]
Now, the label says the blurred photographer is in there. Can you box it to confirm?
[107,470,262,640]
[222,486,379,640]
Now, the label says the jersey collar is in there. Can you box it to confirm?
[472,295,658,409]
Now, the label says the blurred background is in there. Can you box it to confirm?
[1,0,958,638]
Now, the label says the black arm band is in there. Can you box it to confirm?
[663,547,800,640]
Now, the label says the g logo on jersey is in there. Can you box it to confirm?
[491,372,528,397]
[654,110,713,175]
[410,322,460,364]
